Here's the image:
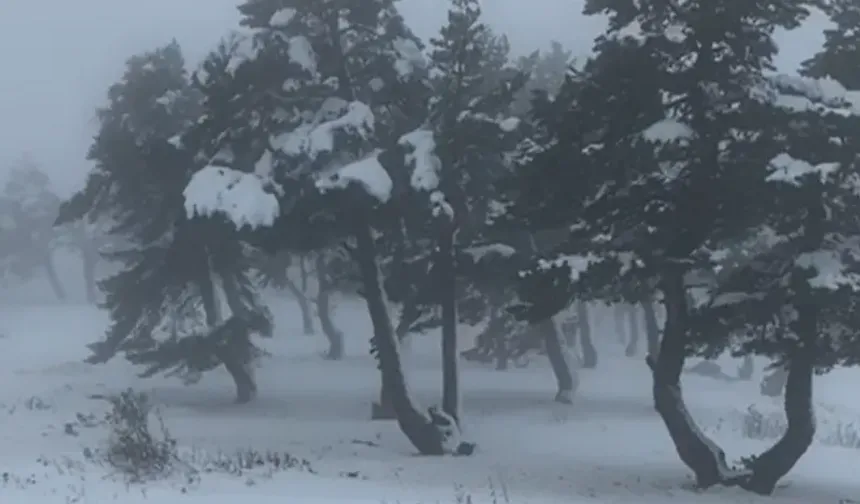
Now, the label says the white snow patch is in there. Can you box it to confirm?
[288,36,317,74]
[392,37,425,77]
[463,243,517,262]
[183,165,280,229]
[269,8,296,27]
[399,128,441,191]
[273,101,375,158]
[315,150,393,203]
[642,119,693,144]
[766,153,839,185]
[796,249,859,290]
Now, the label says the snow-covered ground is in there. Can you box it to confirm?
[0,296,858,503]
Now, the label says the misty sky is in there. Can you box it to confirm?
[0,1,830,197]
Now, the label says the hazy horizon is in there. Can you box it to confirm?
[0,0,829,198]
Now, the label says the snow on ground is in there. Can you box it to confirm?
[0,298,858,503]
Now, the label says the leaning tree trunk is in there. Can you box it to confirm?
[739,305,816,495]
[353,222,448,454]
[648,268,736,489]
[536,318,577,404]
[315,254,343,360]
[437,224,460,423]
[373,297,421,420]
[200,272,256,404]
[44,253,67,301]
[577,301,597,368]
[625,303,641,357]
[642,297,661,357]
[299,254,310,293]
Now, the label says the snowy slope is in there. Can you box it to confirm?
[0,298,858,503]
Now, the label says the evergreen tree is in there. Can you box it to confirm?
[56,41,272,404]
[0,158,66,300]
[507,0,845,494]
[185,0,471,455]
[800,0,860,88]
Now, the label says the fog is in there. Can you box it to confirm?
[0,0,829,198]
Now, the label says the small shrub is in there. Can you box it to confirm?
[89,389,177,482]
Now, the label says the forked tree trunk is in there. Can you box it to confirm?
[315,254,343,359]
[536,318,577,404]
[353,223,448,454]
[438,224,459,423]
[642,297,661,357]
[44,254,67,301]
[577,301,597,368]
[625,304,641,357]
[649,268,815,494]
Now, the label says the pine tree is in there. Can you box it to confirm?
[185,0,470,454]
[800,0,860,88]
[0,158,66,300]
[508,0,840,493]
[56,41,272,404]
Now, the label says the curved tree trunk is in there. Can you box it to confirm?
[353,223,450,454]
[740,310,816,494]
[373,299,420,420]
[536,318,577,404]
[577,301,597,368]
[315,254,343,360]
[649,268,737,489]
[625,304,641,357]
[642,297,661,357]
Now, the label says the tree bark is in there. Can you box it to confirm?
[44,253,66,301]
[577,301,597,368]
[353,222,447,454]
[649,268,735,489]
[315,254,343,359]
[438,225,459,423]
[642,297,661,357]
[740,310,816,494]
[625,303,641,357]
[536,318,577,404]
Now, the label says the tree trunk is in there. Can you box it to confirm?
[649,268,736,489]
[760,365,788,397]
[740,306,816,495]
[625,303,641,357]
[353,223,448,454]
[284,276,314,335]
[200,271,257,404]
[373,300,421,420]
[642,297,661,357]
[577,301,597,368]
[44,253,66,301]
[315,254,343,359]
[614,303,627,343]
[536,318,577,404]
[299,254,310,293]
[81,247,97,304]
[438,225,459,423]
